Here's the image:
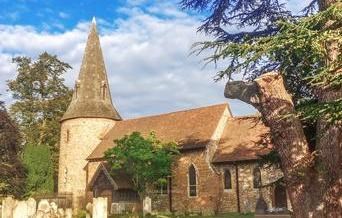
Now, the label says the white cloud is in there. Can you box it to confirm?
[59,12,70,19]
[0,4,256,118]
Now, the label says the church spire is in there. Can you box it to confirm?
[61,19,122,121]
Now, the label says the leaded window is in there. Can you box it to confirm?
[224,169,232,189]
[188,164,197,197]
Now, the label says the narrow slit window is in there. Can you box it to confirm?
[224,169,232,189]
[253,167,262,188]
[188,164,197,197]
[66,129,70,143]
[75,81,80,98]
[101,81,107,100]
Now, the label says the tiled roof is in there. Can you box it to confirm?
[212,116,271,163]
[87,103,229,160]
[88,162,134,190]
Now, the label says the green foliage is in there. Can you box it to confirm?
[105,132,179,198]
[76,210,88,218]
[8,52,72,192]
[0,101,26,197]
[22,143,54,196]
[194,3,342,123]
[8,52,72,147]
[297,98,342,123]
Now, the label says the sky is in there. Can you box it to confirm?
[0,0,312,118]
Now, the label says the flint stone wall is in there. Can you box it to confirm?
[58,118,115,209]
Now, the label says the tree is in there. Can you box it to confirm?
[0,101,26,197]
[7,52,72,192]
[22,143,54,196]
[104,132,179,199]
[180,0,341,217]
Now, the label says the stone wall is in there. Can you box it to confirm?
[169,157,284,215]
[58,118,115,209]
[171,149,221,215]
[82,152,285,215]
[236,163,272,212]
[216,165,239,212]
[150,192,169,212]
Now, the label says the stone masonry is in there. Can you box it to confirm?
[58,118,115,208]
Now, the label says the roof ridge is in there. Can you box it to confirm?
[121,103,228,122]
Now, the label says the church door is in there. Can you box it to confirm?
[274,184,287,208]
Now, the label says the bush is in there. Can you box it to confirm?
[22,144,54,196]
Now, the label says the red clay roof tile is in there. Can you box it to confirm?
[87,103,229,160]
[212,116,271,163]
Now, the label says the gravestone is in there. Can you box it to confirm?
[35,210,44,218]
[13,201,28,218]
[57,208,64,217]
[92,197,107,218]
[64,208,72,218]
[85,202,92,215]
[2,196,16,218]
[37,200,50,213]
[50,202,58,215]
[143,196,152,215]
[27,198,36,217]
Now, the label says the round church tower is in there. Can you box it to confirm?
[58,19,121,209]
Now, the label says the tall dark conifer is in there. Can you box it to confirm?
[0,101,26,197]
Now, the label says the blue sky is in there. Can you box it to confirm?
[1,0,123,30]
[0,0,312,118]
[0,0,190,31]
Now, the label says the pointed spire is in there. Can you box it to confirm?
[92,16,96,25]
[61,19,121,121]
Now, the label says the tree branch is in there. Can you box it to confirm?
[224,80,260,106]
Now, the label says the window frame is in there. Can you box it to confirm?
[188,164,198,197]
[223,169,232,190]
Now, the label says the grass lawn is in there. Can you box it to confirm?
[110,213,254,218]
[155,213,254,218]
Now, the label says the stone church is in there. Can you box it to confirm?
[58,19,290,214]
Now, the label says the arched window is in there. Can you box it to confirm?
[253,167,262,188]
[224,169,232,189]
[188,164,197,197]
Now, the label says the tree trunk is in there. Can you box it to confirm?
[224,72,341,217]
[315,0,342,216]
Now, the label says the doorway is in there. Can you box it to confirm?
[274,184,287,208]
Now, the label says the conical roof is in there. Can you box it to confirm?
[61,19,122,121]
